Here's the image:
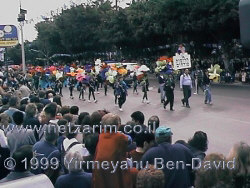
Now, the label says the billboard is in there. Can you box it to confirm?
[0,25,19,47]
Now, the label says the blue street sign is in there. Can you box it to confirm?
[0,25,19,47]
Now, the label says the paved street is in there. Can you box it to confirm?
[61,76,250,156]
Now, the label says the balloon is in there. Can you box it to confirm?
[70,67,75,72]
[126,65,134,71]
[137,74,144,81]
[76,68,84,73]
[156,61,167,67]
[95,59,102,65]
[158,56,169,61]
[107,76,115,83]
[76,73,85,81]
[208,64,223,83]
[95,66,100,74]
[35,66,42,72]
[49,66,56,72]
[56,71,63,80]
[111,65,117,71]
[138,65,150,72]
[118,68,127,75]
[66,72,77,77]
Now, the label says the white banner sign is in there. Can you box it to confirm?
[173,53,191,70]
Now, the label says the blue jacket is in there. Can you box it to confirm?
[55,172,92,188]
[141,142,194,188]
[114,81,127,96]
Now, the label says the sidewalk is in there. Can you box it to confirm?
[212,81,250,87]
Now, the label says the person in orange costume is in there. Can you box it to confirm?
[92,113,137,188]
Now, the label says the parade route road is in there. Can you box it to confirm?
[61,78,250,156]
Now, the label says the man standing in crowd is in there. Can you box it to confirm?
[129,131,155,167]
[0,145,35,183]
[141,126,194,188]
[32,125,59,175]
[163,74,175,111]
[18,81,31,99]
[4,96,23,123]
[55,150,92,188]
[7,111,36,156]
[180,69,192,108]
[39,91,51,106]
[131,111,147,129]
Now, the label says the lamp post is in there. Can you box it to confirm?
[17,2,27,74]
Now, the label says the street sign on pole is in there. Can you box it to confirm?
[0,25,19,47]
[0,48,4,62]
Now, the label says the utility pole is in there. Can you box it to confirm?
[17,1,27,74]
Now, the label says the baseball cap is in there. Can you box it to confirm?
[155,126,173,138]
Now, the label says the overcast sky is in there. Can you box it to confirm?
[0,0,129,42]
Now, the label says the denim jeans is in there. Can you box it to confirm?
[159,83,165,101]
[204,85,212,103]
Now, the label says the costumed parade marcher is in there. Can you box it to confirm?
[78,81,86,101]
[104,81,108,96]
[193,66,203,95]
[163,74,175,111]
[58,80,63,96]
[69,78,75,99]
[113,81,119,106]
[88,78,97,103]
[203,70,212,105]
[141,79,150,104]
[115,77,128,111]
[132,73,138,94]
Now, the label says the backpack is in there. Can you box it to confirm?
[61,141,80,174]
